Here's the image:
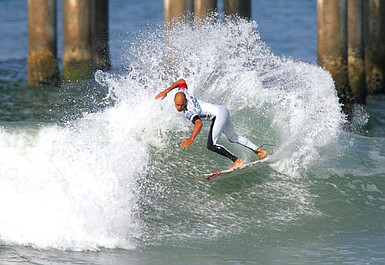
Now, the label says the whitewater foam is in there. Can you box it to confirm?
[0,112,148,250]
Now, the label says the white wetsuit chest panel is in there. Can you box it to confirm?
[180,88,219,122]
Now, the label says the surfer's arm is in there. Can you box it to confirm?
[155,79,186,99]
[180,118,202,148]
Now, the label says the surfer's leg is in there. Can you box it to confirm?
[223,118,259,151]
[224,119,268,160]
[207,117,238,162]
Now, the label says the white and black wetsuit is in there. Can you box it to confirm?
[178,83,259,162]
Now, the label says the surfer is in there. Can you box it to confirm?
[155,79,268,169]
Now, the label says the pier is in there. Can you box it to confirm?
[318,0,385,105]
[27,0,384,105]
[28,0,110,85]
[27,0,252,84]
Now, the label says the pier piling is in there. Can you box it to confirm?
[223,0,251,20]
[317,0,350,104]
[194,0,217,20]
[63,0,92,81]
[364,0,385,94]
[164,0,194,23]
[90,0,110,71]
[163,0,194,76]
[28,0,60,86]
[348,0,366,103]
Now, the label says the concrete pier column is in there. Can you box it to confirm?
[195,0,217,20]
[348,0,366,103]
[317,0,350,103]
[223,0,251,20]
[163,0,193,77]
[164,0,194,22]
[63,0,92,81]
[28,0,60,86]
[364,0,385,94]
[90,0,110,71]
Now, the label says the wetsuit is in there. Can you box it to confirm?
[178,82,259,162]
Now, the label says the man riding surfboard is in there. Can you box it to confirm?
[155,79,268,169]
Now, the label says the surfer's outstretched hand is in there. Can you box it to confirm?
[180,138,193,149]
[155,91,167,100]
[155,79,187,100]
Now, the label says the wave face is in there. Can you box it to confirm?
[0,18,345,251]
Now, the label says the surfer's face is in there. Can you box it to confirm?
[175,102,186,112]
[174,92,186,112]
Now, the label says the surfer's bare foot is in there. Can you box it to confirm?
[256,148,268,160]
[230,159,245,169]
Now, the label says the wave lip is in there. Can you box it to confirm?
[116,16,345,177]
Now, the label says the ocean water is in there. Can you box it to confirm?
[1,0,385,264]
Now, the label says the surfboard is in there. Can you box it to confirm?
[201,156,270,183]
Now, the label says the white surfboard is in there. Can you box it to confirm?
[201,156,270,183]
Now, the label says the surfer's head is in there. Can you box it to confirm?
[174,92,187,112]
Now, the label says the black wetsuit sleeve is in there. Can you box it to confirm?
[191,115,200,124]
